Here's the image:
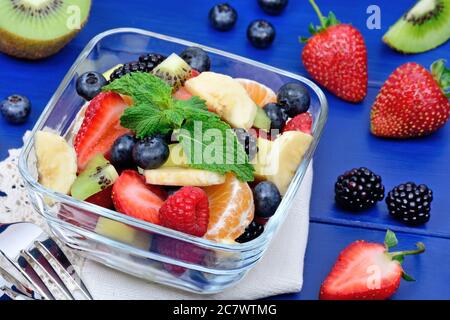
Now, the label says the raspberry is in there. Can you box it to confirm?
[154,235,207,275]
[159,186,209,237]
[282,112,313,134]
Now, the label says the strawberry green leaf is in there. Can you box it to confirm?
[384,229,398,249]
[401,272,416,282]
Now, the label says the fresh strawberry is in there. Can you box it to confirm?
[320,230,425,300]
[85,186,114,209]
[189,69,201,79]
[159,186,209,237]
[371,60,450,138]
[74,92,130,171]
[173,87,193,100]
[112,170,165,224]
[300,0,367,103]
[282,113,313,134]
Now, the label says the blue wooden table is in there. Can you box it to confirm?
[0,0,449,299]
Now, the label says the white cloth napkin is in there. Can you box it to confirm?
[81,165,313,300]
[0,137,313,300]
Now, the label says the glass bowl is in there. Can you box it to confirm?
[18,28,328,294]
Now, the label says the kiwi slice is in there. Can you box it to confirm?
[152,53,192,90]
[383,0,450,53]
[253,106,271,131]
[70,154,119,201]
[0,0,91,60]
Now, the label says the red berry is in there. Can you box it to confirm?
[370,60,450,138]
[112,170,165,224]
[159,186,210,237]
[282,113,313,134]
[74,92,130,171]
[85,186,114,209]
[154,236,207,276]
[301,3,367,103]
[320,231,425,300]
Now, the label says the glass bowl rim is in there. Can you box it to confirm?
[18,27,328,252]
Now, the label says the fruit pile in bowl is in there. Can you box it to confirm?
[32,47,315,245]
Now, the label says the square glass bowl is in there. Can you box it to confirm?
[18,28,327,294]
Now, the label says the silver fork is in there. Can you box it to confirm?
[0,222,92,300]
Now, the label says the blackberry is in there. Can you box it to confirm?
[233,128,258,160]
[138,53,166,72]
[335,167,385,211]
[109,61,147,82]
[386,182,433,225]
[235,221,264,243]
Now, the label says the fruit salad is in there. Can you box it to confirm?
[34,47,314,244]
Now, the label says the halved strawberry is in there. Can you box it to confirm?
[112,170,165,224]
[320,230,425,300]
[282,113,313,134]
[74,92,130,171]
[85,186,114,209]
[173,87,193,100]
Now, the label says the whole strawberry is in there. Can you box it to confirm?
[320,230,425,300]
[371,59,450,138]
[301,0,368,103]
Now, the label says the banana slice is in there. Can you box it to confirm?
[254,131,313,195]
[144,167,225,186]
[184,72,257,130]
[35,131,77,195]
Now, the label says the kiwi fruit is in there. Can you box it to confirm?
[253,106,272,131]
[383,0,450,53]
[0,0,91,60]
[152,53,192,90]
[70,154,119,201]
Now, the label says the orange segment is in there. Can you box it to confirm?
[203,173,254,244]
[236,78,277,107]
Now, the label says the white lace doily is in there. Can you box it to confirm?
[0,132,83,270]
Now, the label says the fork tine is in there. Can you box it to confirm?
[0,264,37,299]
[1,250,53,300]
[34,240,92,300]
[1,285,34,300]
[19,249,73,300]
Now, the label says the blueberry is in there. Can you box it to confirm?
[0,95,31,124]
[277,83,310,117]
[132,136,169,170]
[165,186,181,196]
[253,181,282,218]
[180,47,211,72]
[258,0,288,15]
[233,128,258,160]
[263,103,288,130]
[76,71,108,101]
[154,130,175,144]
[247,20,276,49]
[209,3,238,31]
[110,134,137,169]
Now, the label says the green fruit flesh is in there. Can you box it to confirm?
[253,106,272,131]
[383,0,450,53]
[0,0,91,40]
[152,53,192,90]
[70,154,119,201]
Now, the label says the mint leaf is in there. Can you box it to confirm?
[105,71,255,181]
[178,119,254,182]
[103,72,172,107]
[120,104,172,138]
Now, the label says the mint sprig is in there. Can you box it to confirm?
[102,72,255,181]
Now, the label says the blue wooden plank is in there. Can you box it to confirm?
[274,222,450,300]
[0,0,449,300]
